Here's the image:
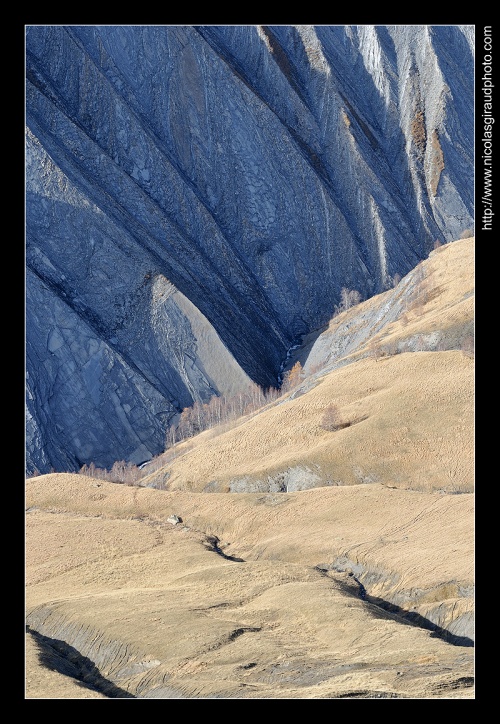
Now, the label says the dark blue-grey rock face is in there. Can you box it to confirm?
[26,25,474,475]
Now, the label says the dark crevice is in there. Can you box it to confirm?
[191,602,234,611]
[228,627,261,642]
[363,594,474,648]
[317,567,474,648]
[433,676,474,692]
[26,626,136,698]
[334,690,405,699]
[338,91,381,152]
[204,535,245,562]
[258,26,308,105]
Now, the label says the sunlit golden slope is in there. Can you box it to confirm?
[140,238,473,495]
[142,351,473,494]
[26,474,474,699]
[296,236,474,373]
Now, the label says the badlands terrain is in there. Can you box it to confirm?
[25,238,474,699]
[26,25,474,477]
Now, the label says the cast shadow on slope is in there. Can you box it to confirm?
[26,626,136,698]
[323,570,474,648]
[363,595,474,648]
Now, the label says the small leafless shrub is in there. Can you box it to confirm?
[369,342,383,361]
[406,262,429,315]
[384,341,400,356]
[321,404,345,432]
[369,339,399,360]
[414,334,426,352]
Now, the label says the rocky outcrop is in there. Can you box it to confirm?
[26,26,474,473]
[297,236,475,380]
[329,557,474,644]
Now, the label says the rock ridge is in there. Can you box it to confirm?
[25,25,474,473]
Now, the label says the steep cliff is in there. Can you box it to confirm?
[25,25,474,474]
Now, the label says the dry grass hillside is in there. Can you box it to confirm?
[25,237,474,698]
[141,238,474,496]
[26,475,473,699]
[142,351,473,495]
[299,235,474,373]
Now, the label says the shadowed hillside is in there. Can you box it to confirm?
[26,25,474,475]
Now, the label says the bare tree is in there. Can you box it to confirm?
[177,407,195,440]
[207,395,222,426]
[281,361,304,394]
[191,400,206,434]
[264,386,280,404]
[166,423,178,449]
[334,287,362,316]
[79,462,98,478]
[320,404,343,431]
[109,460,126,483]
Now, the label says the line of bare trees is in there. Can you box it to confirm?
[76,365,310,485]
[77,287,365,485]
[166,381,283,447]
[77,382,287,484]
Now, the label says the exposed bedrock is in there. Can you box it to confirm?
[25,25,474,473]
[328,557,474,644]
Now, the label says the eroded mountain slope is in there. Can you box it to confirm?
[25,236,474,699]
[140,238,474,495]
[25,25,474,475]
